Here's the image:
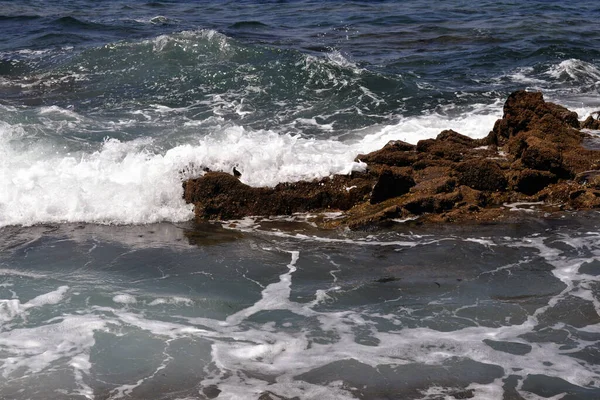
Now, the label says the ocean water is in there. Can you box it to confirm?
[1,1,600,399]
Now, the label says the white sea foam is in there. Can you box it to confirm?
[0,125,194,227]
[547,59,600,84]
[113,238,599,399]
[355,103,501,154]
[150,29,229,54]
[24,285,69,308]
[0,286,69,323]
[505,67,547,85]
[0,104,501,227]
[501,60,600,118]
[325,50,362,72]
[148,296,193,306]
[113,294,137,304]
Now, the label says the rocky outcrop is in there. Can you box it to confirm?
[183,171,373,220]
[183,91,600,229]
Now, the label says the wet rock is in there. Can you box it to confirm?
[575,170,600,188]
[416,138,436,153]
[403,195,436,215]
[450,389,475,399]
[183,172,372,220]
[581,113,600,130]
[561,147,600,177]
[357,140,417,167]
[370,168,415,204]
[434,177,457,193]
[416,130,481,162]
[403,191,461,215]
[569,189,600,209]
[258,392,300,400]
[202,385,221,399]
[513,169,557,195]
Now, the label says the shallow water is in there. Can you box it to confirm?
[1,214,599,399]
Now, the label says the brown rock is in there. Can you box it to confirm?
[569,189,600,209]
[182,91,600,229]
[575,170,600,188]
[183,172,270,220]
[403,191,462,215]
[561,148,600,176]
[357,140,416,167]
[370,168,415,204]
[416,130,481,162]
[416,138,436,153]
[519,136,564,175]
[581,113,600,130]
[490,91,580,145]
[183,172,373,220]
[513,169,557,195]
[456,159,507,191]
[437,129,479,146]
[434,178,457,194]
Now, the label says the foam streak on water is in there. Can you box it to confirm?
[0,220,599,399]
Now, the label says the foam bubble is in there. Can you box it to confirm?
[0,314,108,385]
[24,285,69,308]
[148,296,193,306]
[355,103,501,154]
[1,232,598,398]
[113,294,137,304]
[149,29,229,54]
[0,299,22,323]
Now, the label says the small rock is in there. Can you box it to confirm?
[581,115,600,130]
[357,140,416,166]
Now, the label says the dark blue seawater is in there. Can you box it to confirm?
[1,1,600,399]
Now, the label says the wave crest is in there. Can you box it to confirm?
[547,59,600,84]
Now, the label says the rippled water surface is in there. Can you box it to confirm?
[1,215,600,399]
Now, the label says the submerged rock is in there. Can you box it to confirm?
[183,91,600,228]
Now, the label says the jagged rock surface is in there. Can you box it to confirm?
[183,91,600,228]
